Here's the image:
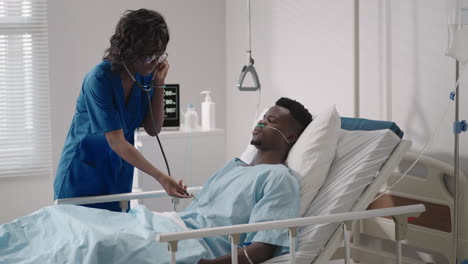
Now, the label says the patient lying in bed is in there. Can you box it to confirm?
[0,97,312,264]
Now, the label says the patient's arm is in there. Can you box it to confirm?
[198,242,276,264]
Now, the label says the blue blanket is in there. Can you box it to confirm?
[0,205,209,264]
[0,159,300,263]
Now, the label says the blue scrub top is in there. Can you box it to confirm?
[54,60,155,212]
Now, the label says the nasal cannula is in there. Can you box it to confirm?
[256,124,291,146]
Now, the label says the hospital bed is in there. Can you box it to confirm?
[54,115,425,264]
[351,152,468,263]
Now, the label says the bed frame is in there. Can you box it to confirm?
[310,139,423,264]
[349,152,468,263]
[56,139,425,264]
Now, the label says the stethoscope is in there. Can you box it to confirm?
[122,57,194,202]
[121,59,174,179]
[122,53,168,92]
[122,61,157,93]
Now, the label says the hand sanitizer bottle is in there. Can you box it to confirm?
[183,103,198,131]
[201,91,215,130]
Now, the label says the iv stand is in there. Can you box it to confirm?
[454,59,467,263]
[454,61,460,264]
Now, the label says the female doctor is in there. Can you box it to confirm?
[54,9,190,212]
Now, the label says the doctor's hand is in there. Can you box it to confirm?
[158,173,190,198]
[154,59,169,86]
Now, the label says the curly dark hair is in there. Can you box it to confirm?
[276,97,313,133]
[103,9,170,72]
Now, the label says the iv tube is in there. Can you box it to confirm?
[373,64,467,202]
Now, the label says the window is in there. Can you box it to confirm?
[0,0,51,178]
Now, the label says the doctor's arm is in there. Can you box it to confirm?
[104,129,189,198]
[142,59,168,136]
[198,242,276,264]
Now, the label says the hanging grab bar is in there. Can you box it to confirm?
[237,0,261,92]
[237,57,261,91]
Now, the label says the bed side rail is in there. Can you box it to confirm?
[157,204,425,264]
[54,186,203,209]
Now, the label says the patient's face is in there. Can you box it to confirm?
[251,106,294,148]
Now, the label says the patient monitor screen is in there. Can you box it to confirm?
[162,84,180,129]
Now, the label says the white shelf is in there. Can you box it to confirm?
[136,128,224,139]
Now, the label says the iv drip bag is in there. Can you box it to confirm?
[446,0,468,64]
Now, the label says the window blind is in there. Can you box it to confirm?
[0,0,51,178]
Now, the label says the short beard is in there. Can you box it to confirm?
[250,139,261,146]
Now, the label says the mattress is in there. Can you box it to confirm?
[264,128,401,263]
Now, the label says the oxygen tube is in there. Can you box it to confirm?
[256,124,291,146]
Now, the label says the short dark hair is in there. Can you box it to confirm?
[103,9,170,72]
[275,97,312,133]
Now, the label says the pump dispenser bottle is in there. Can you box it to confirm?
[201,91,216,130]
[183,103,198,131]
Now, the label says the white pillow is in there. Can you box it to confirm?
[238,105,341,216]
[286,105,341,216]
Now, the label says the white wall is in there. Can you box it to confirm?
[225,0,468,178]
[0,0,225,224]
[225,0,356,159]
[360,0,467,174]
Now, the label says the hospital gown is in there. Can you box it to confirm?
[179,158,300,259]
[0,159,299,263]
